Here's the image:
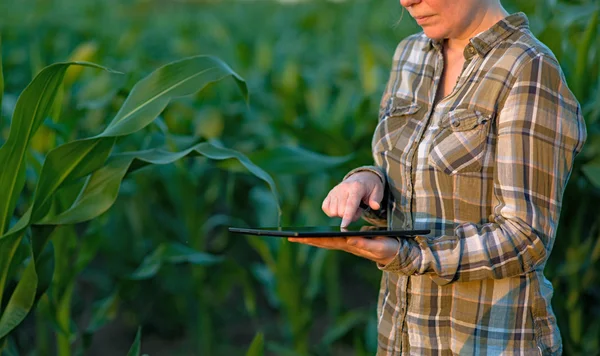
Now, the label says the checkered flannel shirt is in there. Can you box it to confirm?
[347,12,587,355]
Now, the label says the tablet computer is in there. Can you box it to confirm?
[228,226,430,238]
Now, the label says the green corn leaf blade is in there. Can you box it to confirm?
[189,143,280,222]
[101,55,247,137]
[569,306,583,344]
[51,225,77,290]
[56,281,76,347]
[50,82,64,123]
[30,137,117,222]
[85,291,119,334]
[36,295,74,340]
[0,210,30,307]
[320,310,368,346]
[248,146,354,175]
[249,186,279,227]
[0,234,24,309]
[37,155,130,225]
[126,327,142,356]
[246,332,265,356]
[246,238,277,273]
[0,62,111,235]
[162,242,223,265]
[129,242,222,280]
[30,225,56,301]
[40,142,280,226]
[0,252,38,339]
[33,243,54,301]
[265,342,305,356]
[129,244,166,280]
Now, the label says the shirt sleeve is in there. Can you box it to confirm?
[378,54,588,285]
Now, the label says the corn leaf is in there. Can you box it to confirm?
[0,62,111,235]
[248,146,354,174]
[246,332,265,356]
[0,251,37,339]
[320,310,368,346]
[0,55,248,340]
[101,55,247,137]
[129,242,223,280]
[85,291,119,334]
[126,327,142,356]
[40,142,280,225]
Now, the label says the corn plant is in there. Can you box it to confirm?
[0,53,287,354]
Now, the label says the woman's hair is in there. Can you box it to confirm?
[393,7,406,29]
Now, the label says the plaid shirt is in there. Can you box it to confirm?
[348,13,587,355]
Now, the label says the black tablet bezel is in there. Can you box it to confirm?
[228,226,430,238]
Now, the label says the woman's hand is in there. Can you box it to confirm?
[288,171,396,266]
[288,236,399,266]
[322,171,384,227]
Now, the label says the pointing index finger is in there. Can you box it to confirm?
[341,192,361,227]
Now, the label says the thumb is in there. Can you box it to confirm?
[367,182,383,210]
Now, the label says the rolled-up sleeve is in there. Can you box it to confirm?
[379,54,587,284]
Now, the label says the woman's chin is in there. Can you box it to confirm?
[421,28,447,41]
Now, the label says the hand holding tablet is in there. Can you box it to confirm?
[227,172,431,265]
[228,225,430,266]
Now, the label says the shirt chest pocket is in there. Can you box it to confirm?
[372,96,421,166]
[428,109,493,175]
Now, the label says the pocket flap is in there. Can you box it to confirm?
[448,110,491,132]
[386,96,421,117]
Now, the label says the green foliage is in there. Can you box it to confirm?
[0,0,598,355]
[246,332,264,356]
[0,50,265,354]
[126,327,142,356]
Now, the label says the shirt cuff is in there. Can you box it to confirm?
[343,165,386,183]
[376,237,422,274]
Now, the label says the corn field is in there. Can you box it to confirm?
[0,0,599,355]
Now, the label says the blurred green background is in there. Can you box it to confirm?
[0,0,599,355]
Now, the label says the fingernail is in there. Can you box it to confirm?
[347,238,358,246]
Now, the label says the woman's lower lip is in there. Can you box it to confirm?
[415,16,432,25]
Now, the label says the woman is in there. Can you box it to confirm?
[288,0,587,354]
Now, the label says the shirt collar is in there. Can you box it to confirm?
[424,12,529,59]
